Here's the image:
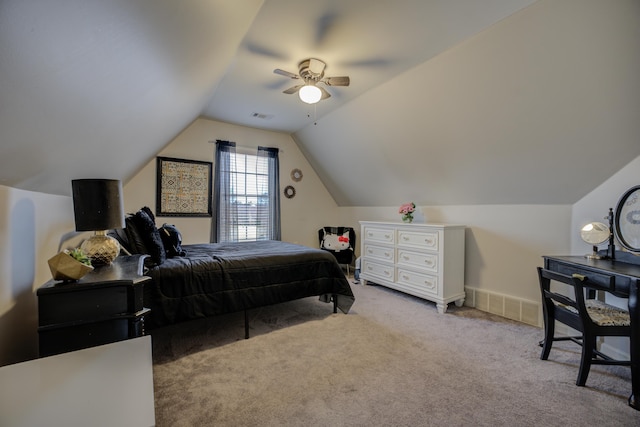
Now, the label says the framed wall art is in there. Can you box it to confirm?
[156,156,212,217]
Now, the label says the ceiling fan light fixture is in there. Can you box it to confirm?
[299,84,322,104]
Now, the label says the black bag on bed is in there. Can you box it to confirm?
[159,224,186,257]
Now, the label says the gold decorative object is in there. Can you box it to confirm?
[284,185,296,199]
[48,251,94,281]
[291,168,303,182]
[80,230,120,266]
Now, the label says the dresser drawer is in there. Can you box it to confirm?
[363,226,395,244]
[397,229,439,251]
[363,243,395,263]
[397,248,438,273]
[38,310,149,357]
[38,283,144,327]
[362,259,395,282]
[397,267,438,296]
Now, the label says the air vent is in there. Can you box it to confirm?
[251,112,274,120]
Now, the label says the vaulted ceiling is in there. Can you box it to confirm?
[1,0,639,206]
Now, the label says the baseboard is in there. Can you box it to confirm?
[600,341,631,360]
[464,286,541,327]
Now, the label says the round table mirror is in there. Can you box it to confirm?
[614,185,640,253]
[580,222,610,259]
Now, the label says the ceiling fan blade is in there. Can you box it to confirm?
[319,86,331,100]
[323,76,350,86]
[245,41,288,60]
[274,69,299,79]
[283,85,303,94]
[308,58,326,76]
[314,12,339,46]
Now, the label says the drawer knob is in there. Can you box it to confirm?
[425,260,433,266]
[425,239,433,244]
[385,252,390,257]
[402,274,409,280]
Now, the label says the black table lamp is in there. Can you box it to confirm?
[72,179,125,265]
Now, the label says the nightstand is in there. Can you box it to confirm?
[37,255,150,357]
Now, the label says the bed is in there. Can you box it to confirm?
[110,208,355,337]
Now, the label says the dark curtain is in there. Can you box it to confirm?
[211,140,237,243]
[258,146,281,240]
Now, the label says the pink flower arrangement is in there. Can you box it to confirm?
[399,202,415,222]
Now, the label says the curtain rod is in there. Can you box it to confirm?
[208,139,283,153]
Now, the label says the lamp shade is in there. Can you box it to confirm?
[299,84,322,104]
[72,179,125,231]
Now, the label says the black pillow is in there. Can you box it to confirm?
[130,207,166,265]
[141,206,155,223]
[159,224,186,257]
[124,215,149,254]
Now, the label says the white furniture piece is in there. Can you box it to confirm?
[0,335,155,427]
[359,221,466,313]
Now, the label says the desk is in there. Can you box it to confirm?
[0,335,155,426]
[544,255,640,410]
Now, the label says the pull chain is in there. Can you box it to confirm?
[307,104,318,125]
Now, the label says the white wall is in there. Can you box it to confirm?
[295,0,640,208]
[124,118,340,249]
[571,155,640,254]
[0,185,75,365]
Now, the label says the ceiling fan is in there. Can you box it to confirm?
[274,58,350,104]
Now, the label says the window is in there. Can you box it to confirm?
[230,152,268,241]
[212,141,280,243]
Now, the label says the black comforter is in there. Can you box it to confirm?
[143,240,355,328]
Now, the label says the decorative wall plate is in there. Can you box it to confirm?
[291,168,303,182]
[284,185,296,199]
[614,185,640,253]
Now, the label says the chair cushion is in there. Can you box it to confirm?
[556,299,630,327]
[585,300,630,326]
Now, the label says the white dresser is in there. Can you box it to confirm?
[359,221,466,313]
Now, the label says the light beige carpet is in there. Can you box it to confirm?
[151,283,637,426]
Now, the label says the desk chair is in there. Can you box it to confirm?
[318,227,355,275]
[537,267,632,386]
